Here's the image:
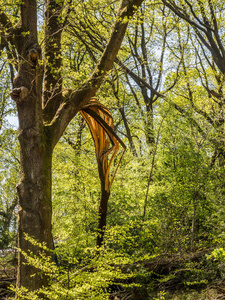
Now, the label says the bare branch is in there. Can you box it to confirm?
[162,0,209,34]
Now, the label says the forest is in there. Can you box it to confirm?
[0,0,225,299]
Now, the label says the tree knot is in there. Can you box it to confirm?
[10,86,29,103]
[28,44,41,68]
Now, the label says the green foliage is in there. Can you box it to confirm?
[12,235,134,300]
[0,128,19,249]
[154,290,167,300]
[1,0,225,298]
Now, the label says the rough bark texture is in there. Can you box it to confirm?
[43,0,64,121]
[119,106,138,156]
[16,137,53,290]
[97,186,110,248]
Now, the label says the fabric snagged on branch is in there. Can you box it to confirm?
[80,99,126,193]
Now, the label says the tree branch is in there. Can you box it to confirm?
[49,0,145,147]
[43,0,64,122]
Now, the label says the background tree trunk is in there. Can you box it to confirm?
[97,188,110,248]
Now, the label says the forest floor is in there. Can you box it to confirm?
[0,250,16,299]
[1,248,225,299]
[110,248,225,300]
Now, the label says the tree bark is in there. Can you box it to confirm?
[110,78,138,156]
[16,133,53,290]
[119,106,138,156]
[97,189,110,248]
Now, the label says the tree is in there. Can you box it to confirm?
[68,3,181,148]
[162,0,225,164]
[80,100,126,247]
[0,0,144,293]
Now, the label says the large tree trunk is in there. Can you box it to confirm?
[13,51,53,291]
[16,133,53,290]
